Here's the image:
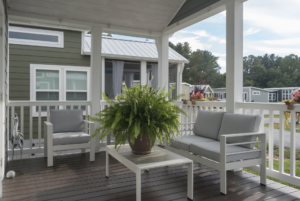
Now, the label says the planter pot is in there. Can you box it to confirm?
[182,99,188,104]
[285,102,295,110]
[128,132,154,155]
[191,100,196,105]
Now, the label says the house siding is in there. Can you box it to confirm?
[9,25,90,140]
[250,89,268,102]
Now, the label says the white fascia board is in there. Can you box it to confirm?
[8,11,161,39]
[162,0,247,35]
[83,52,189,64]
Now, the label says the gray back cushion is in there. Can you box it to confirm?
[193,110,226,140]
[218,113,261,148]
[50,110,84,133]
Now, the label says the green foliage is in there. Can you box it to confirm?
[88,84,187,150]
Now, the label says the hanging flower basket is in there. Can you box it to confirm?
[182,99,188,104]
[285,101,295,110]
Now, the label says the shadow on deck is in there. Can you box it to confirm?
[2,151,300,201]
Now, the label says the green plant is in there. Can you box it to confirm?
[88,84,187,149]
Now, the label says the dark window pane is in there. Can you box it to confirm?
[66,92,87,101]
[9,31,59,42]
[36,92,59,100]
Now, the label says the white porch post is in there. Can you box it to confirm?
[226,0,243,113]
[140,61,147,85]
[177,63,184,98]
[102,57,105,99]
[156,34,169,92]
[90,26,102,152]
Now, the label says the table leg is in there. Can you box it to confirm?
[136,169,141,201]
[106,151,109,178]
[187,162,193,200]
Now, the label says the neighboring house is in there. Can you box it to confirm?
[213,87,269,102]
[182,82,191,99]
[264,87,300,102]
[8,24,188,141]
[190,85,214,98]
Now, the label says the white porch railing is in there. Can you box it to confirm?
[6,100,299,187]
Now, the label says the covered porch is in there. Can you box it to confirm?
[0,0,300,200]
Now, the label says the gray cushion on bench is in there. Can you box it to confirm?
[190,141,261,163]
[53,132,90,145]
[170,135,215,152]
[217,113,261,148]
[50,110,84,133]
[193,110,226,140]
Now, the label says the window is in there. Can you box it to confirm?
[9,26,64,48]
[30,64,90,116]
[252,91,260,95]
[243,92,248,101]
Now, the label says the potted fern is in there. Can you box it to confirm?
[88,84,186,154]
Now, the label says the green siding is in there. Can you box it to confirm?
[9,25,90,140]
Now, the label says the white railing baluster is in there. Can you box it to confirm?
[279,110,285,173]
[290,110,296,177]
[188,105,191,135]
[30,106,33,151]
[38,106,41,149]
[47,106,50,121]
[11,106,15,141]
[6,106,9,154]
[20,106,24,137]
[269,110,274,170]
[259,109,264,133]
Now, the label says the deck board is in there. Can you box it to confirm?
[2,151,300,201]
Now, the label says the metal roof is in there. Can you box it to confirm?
[83,35,189,63]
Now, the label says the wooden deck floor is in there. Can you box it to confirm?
[2,151,300,201]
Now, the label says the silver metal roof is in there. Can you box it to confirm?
[83,35,189,63]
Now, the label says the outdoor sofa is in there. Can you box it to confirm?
[166,110,267,194]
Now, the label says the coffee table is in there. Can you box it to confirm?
[106,145,193,201]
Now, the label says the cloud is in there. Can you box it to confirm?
[261,38,300,46]
[180,30,226,44]
[169,35,212,51]
[244,0,300,35]
[244,28,261,36]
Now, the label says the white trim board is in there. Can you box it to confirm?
[9,26,64,48]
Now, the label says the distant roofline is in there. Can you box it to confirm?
[213,87,269,92]
[264,87,300,90]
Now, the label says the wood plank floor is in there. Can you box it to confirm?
[2,151,300,201]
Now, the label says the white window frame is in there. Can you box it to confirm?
[9,26,64,48]
[252,91,260,95]
[30,64,90,116]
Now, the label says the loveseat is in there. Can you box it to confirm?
[166,110,267,194]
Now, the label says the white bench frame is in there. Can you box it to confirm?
[44,120,96,167]
[166,122,267,194]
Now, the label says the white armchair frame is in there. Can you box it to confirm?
[44,120,95,167]
[166,122,267,194]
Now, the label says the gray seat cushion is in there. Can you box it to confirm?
[218,113,261,148]
[190,141,261,163]
[50,110,84,133]
[53,132,90,145]
[193,110,226,140]
[170,135,215,152]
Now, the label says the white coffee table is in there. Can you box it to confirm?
[106,145,193,201]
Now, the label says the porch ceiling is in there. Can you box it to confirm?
[7,0,185,32]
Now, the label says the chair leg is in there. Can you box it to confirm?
[47,143,53,167]
[220,169,227,194]
[90,140,95,162]
[44,141,47,158]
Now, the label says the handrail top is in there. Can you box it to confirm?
[7,100,92,107]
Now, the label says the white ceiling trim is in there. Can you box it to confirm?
[8,11,162,39]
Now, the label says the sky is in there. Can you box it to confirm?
[113,0,300,74]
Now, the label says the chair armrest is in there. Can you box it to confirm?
[83,120,95,136]
[220,132,266,138]
[44,121,53,145]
